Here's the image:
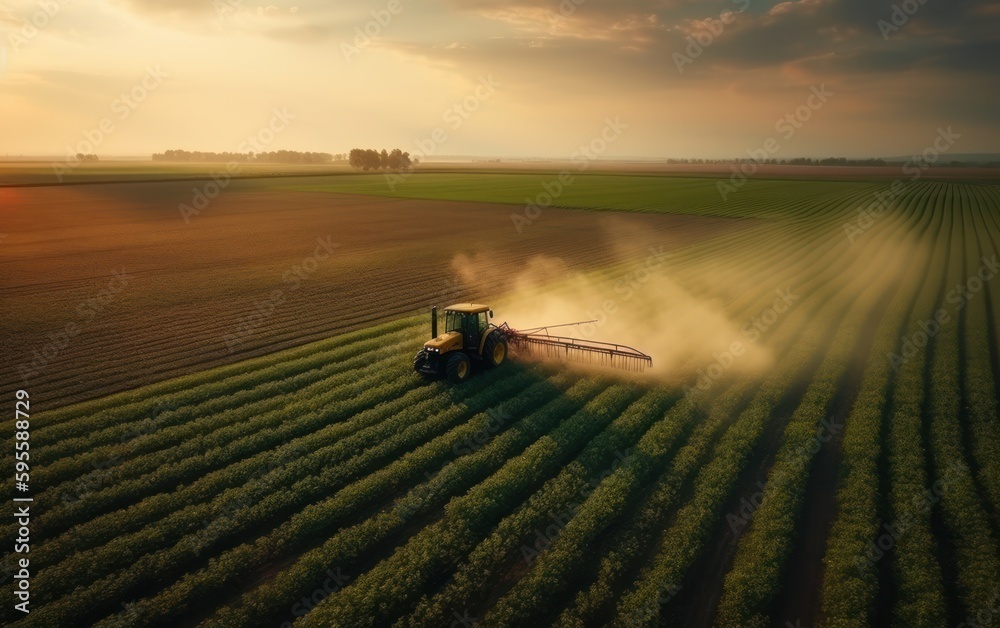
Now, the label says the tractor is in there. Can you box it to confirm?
[413,304,508,383]
[414,304,653,383]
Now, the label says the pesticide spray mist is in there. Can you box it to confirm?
[449,249,773,383]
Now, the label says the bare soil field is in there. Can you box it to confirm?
[0,179,746,411]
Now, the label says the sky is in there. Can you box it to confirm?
[0,0,998,159]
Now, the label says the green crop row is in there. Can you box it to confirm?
[25,354,419,556]
[0,347,421,577]
[34,324,420,466]
[557,188,900,626]
[31,339,412,518]
[960,190,1000,527]
[87,369,572,627]
[478,394,700,625]
[924,202,1000,621]
[610,186,921,626]
[715,251,902,626]
[190,372,590,628]
[402,388,678,627]
[298,383,641,626]
[18,316,422,435]
[819,196,939,626]
[614,312,844,626]
[882,189,949,627]
[12,366,531,626]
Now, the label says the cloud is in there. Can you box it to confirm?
[263,23,335,43]
[386,0,999,88]
[113,0,218,16]
[112,0,322,38]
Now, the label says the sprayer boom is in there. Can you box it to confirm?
[498,322,653,372]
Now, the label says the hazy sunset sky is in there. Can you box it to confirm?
[1,0,998,158]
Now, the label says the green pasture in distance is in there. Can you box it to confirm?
[281,172,882,220]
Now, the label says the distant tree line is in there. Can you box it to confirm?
[665,157,890,167]
[152,150,340,163]
[76,153,99,162]
[667,157,999,168]
[349,148,413,171]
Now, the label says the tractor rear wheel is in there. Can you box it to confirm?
[484,334,508,368]
[446,352,471,383]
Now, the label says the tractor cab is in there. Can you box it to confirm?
[444,304,492,351]
[414,303,508,383]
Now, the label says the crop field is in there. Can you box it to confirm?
[3,173,1000,627]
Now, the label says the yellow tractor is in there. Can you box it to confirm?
[413,304,509,383]
[414,304,653,383]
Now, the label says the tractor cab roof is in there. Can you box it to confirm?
[443,303,491,314]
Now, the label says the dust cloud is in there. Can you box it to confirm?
[449,250,773,382]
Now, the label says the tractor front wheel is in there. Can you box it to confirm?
[484,334,508,368]
[446,352,471,383]
[413,349,432,376]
